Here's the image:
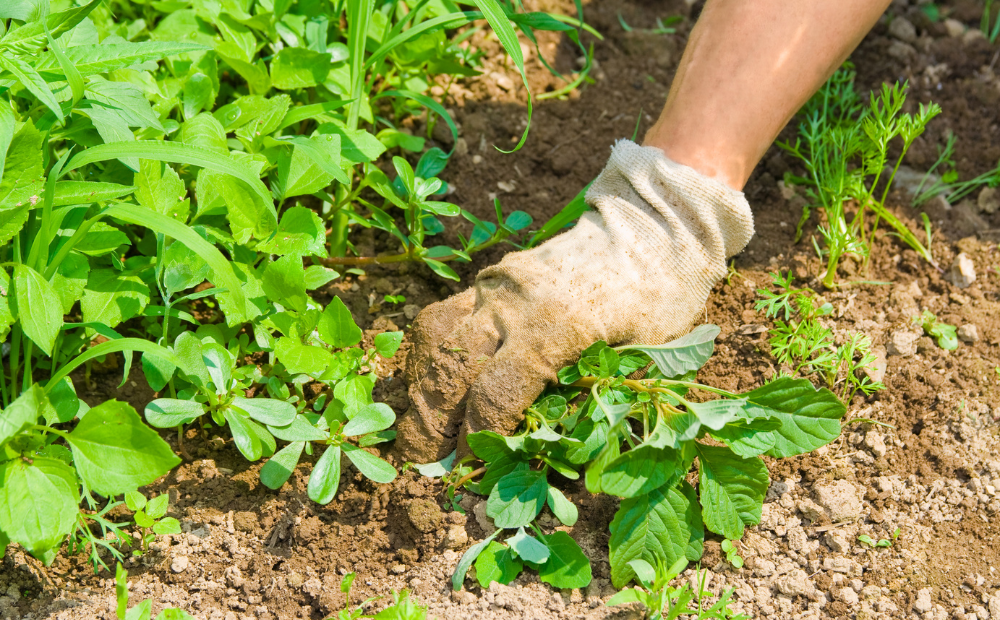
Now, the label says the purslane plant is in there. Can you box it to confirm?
[446,325,847,590]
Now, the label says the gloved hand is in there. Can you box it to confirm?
[394,140,754,464]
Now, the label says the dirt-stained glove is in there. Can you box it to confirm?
[394,139,755,463]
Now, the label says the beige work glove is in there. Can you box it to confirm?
[394,140,754,464]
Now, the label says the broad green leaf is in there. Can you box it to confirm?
[135,160,188,221]
[0,458,79,563]
[67,400,181,495]
[180,113,227,153]
[565,418,608,465]
[304,266,339,290]
[51,252,89,314]
[452,530,500,591]
[274,134,348,184]
[155,609,196,620]
[260,441,304,490]
[342,403,395,436]
[742,377,846,457]
[201,342,233,394]
[621,324,719,378]
[546,486,578,526]
[85,80,163,130]
[47,26,82,105]
[475,541,523,588]
[182,73,215,120]
[413,450,456,478]
[224,408,263,461]
[508,527,549,563]
[0,100,15,196]
[42,377,80,425]
[13,265,62,355]
[262,254,308,313]
[686,398,745,431]
[342,443,397,484]
[537,531,591,589]
[218,45,271,94]
[308,445,341,505]
[466,430,513,464]
[126,600,152,620]
[274,337,331,375]
[0,384,43,448]
[628,559,656,588]
[153,518,182,536]
[74,222,130,256]
[197,170,275,244]
[163,240,210,297]
[274,142,336,199]
[258,206,326,256]
[145,494,169,519]
[0,121,43,212]
[479,454,528,497]
[2,0,100,48]
[486,469,548,529]
[124,490,146,512]
[173,331,211,387]
[318,296,362,348]
[270,47,331,90]
[373,331,403,358]
[231,397,296,427]
[268,415,329,442]
[608,481,703,588]
[318,123,385,164]
[696,444,768,540]
[81,268,150,329]
[600,443,691,499]
[144,399,203,428]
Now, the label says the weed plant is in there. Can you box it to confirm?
[0,0,594,568]
[780,67,941,288]
[755,271,884,401]
[439,325,847,590]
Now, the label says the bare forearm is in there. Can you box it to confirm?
[643,0,892,190]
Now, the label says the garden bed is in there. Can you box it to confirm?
[5,0,1000,619]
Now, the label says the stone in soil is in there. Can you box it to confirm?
[948,252,977,289]
[814,480,863,522]
[887,330,919,357]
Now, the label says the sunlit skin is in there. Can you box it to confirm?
[643,0,894,191]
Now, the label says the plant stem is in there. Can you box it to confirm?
[455,466,487,489]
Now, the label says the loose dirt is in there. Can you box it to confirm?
[6,0,1000,619]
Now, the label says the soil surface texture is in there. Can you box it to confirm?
[6,0,1000,619]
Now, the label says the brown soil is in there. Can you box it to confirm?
[6,1,1000,619]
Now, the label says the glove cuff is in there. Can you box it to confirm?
[585,139,755,261]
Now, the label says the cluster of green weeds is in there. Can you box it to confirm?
[426,324,846,592]
[0,0,595,570]
[780,66,940,288]
[755,271,884,401]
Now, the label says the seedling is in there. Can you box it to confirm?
[445,325,847,590]
[913,311,958,351]
[123,491,181,554]
[721,539,744,569]
[607,558,749,620]
[858,527,899,549]
[333,571,428,620]
[116,563,195,620]
[756,272,884,400]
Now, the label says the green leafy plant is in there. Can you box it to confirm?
[333,571,429,620]
[123,491,181,553]
[780,67,941,287]
[911,132,1000,208]
[913,310,958,351]
[116,562,195,620]
[607,557,749,620]
[720,539,743,569]
[0,0,596,568]
[755,271,884,401]
[442,325,847,590]
[858,527,899,549]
